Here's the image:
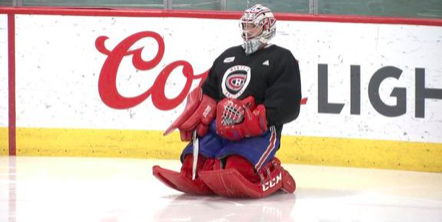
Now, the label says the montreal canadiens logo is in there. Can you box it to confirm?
[227,74,247,91]
[222,65,251,99]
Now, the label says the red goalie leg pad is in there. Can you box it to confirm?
[199,168,272,198]
[199,157,296,198]
[152,166,213,195]
[225,155,261,184]
[152,155,214,195]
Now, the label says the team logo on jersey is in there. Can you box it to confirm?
[222,65,251,99]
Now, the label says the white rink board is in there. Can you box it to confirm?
[14,15,442,143]
[280,22,442,143]
[0,15,8,128]
[15,15,237,130]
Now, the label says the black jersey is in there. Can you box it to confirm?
[202,44,302,139]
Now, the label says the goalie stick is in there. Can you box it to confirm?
[192,130,198,180]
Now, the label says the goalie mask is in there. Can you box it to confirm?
[240,4,276,55]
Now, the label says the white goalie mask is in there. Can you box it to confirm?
[240,4,276,55]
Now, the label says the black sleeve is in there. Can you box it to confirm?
[201,58,220,101]
[264,51,302,126]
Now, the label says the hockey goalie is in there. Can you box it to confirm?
[153,4,302,198]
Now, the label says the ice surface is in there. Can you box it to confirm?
[0,156,441,222]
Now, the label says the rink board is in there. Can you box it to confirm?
[0,8,441,172]
[0,14,8,155]
[13,128,442,172]
[0,128,6,155]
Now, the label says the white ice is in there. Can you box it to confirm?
[0,156,441,222]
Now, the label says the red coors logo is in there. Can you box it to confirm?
[95,31,208,110]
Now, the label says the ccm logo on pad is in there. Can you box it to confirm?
[262,172,282,191]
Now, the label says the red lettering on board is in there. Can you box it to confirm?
[95,31,208,110]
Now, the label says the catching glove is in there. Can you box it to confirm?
[216,96,267,141]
